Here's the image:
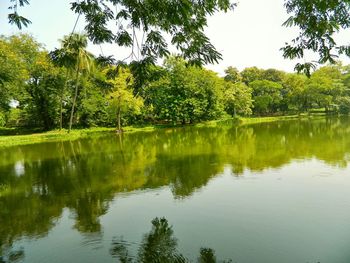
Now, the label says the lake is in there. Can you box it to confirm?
[1,117,350,263]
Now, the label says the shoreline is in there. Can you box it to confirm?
[0,114,329,148]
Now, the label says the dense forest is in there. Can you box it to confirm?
[1,33,350,131]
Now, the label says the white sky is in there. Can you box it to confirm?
[1,0,350,75]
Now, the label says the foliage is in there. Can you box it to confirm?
[7,0,236,68]
[105,67,144,130]
[0,34,32,112]
[2,33,350,132]
[338,97,350,114]
[7,0,31,29]
[249,80,283,115]
[24,52,65,129]
[281,73,308,112]
[282,0,350,75]
[0,112,5,127]
[305,65,346,112]
[223,82,253,116]
[52,34,95,131]
[241,67,264,85]
[145,58,225,124]
[224,66,242,83]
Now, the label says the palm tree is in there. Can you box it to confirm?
[51,33,94,132]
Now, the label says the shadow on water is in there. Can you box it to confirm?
[110,217,233,263]
[0,117,350,261]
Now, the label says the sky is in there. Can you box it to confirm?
[1,0,350,75]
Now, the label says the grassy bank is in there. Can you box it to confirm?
[239,114,302,124]
[0,114,326,148]
[0,127,115,148]
[0,124,177,148]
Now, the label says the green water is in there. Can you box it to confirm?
[1,117,350,262]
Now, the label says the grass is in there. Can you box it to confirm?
[0,124,181,148]
[238,113,330,125]
[0,127,115,148]
[239,115,301,124]
[0,114,329,148]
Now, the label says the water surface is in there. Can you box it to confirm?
[1,117,350,262]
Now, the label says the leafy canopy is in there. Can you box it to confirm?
[282,0,350,75]
[8,0,236,66]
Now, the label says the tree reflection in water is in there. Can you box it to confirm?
[2,117,350,262]
[0,247,24,263]
[110,218,232,263]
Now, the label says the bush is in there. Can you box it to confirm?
[0,112,6,127]
[338,97,350,115]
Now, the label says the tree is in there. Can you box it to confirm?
[241,67,264,85]
[146,57,225,124]
[7,0,31,29]
[50,37,80,130]
[0,35,28,114]
[281,73,308,113]
[53,34,95,132]
[25,52,65,130]
[282,0,350,75]
[105,67,144,131]
[224,66,242,83]
[7,0,236,68]
[223,69,253,116]
[304,65,346,112]
[249,80,283,115]
[262,68,285,83]
[0,34,55,127]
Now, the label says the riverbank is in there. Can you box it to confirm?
[0,114,324,148]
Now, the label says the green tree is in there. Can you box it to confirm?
[25,52,65,130]
[0,34,38,114]
[105,67,144,131]
[0,36,26,113]
[281,73,308,113]
[223,82,252,116]
[146,58,225,124]
[262,68,286,83]
[305,65,346,112]
[224,66,242,83]
[73,73,108,128]
[249,80,283,115]
[55,34,95,132]
[282,0,350,75]
[0,34,62,128]
[8,0,236,68]
[241,67,264,85]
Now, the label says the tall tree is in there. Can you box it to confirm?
[241,67,264,85]
[25,52,64,130]
[282,0,350,75]
[224,66,242,83]
[104,66,144,131]
[223,82,253,117]
[281,73,308,113]
[7,0,235,67]
[249,80,283,115]
[52,34,95,132]
[146,57,225,124]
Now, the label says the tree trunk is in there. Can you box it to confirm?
[117,107,121,132]
[60,90,64,130]
[116,95,122,132]
[68,68,80,133]
[60,69,69,130]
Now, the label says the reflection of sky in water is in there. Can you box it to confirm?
[2,118,350,262]
[5,159,350,263]
[14,161,25,177]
